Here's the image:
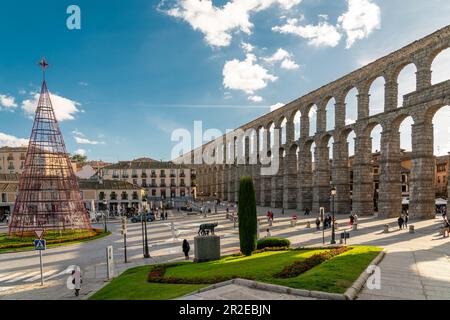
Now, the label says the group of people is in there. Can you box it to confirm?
[314,214,335,230]
[153,209,169,220]
[397,211,409,229]
[349,213,359,226]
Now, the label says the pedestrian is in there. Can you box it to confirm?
[349,214,355,225]
[398,215,404,230]
[315,217,321,230]
[304,208,307,216]
[353,214,359,226]
[404,211,409,228]
[267,211,271,223]
[266,228,271,238]
[182,239,190,260]
[71,268,82,297]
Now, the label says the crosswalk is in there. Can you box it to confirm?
[0,267,68,285]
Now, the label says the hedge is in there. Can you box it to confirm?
[256,237,291,250]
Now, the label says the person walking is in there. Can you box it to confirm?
[182,239,190,260]
[315,217,321,230]
[398,215,404,230]
[266,228,272,238]
[404,211,409,228]
[349,214,355,226]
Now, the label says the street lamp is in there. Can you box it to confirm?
[330,187,337,245]
[102,200,108,233]
[141,197,150,258]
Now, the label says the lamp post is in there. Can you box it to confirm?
[331,187,337,245]
[102,200,108,233]
[141,197,150,258]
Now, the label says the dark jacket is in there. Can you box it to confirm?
[182,240,190,253]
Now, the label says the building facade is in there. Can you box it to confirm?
[0,147,26,174]
[100,159,193,200]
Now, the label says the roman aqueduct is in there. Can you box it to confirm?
[178,25,450,220]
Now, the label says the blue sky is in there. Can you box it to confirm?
[0,0,449,162]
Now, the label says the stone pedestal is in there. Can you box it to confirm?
[194,236,220,263]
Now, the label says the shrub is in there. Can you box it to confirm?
[274,247,351,278]
[238,177,257,256]
[257,237,291,250]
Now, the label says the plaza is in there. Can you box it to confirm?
[0,205,449,300]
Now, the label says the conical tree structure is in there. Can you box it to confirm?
[9,62,92,236]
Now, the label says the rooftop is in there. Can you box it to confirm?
[103,161,190,170]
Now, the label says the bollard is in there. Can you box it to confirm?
[383,224,389,233]
[409,225,415,234]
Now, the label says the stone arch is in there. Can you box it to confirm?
[307,104,318,137]
[368,75,386,116]
[280,117,288,145]
[293,110,301,141]
[396,62,418,107]
[431,47,450,85]
[344,87,358,125]
[324,96,336,132]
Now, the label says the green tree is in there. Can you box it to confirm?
[71,154,87,163]
[238,176,257,256]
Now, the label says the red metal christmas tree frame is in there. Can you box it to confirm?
[8,59,92,236]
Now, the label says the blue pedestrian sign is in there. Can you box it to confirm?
[34,239,46,250]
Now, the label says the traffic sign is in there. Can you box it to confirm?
[34,239,46,250]
[35,229,45,239]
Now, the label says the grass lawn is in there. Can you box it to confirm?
[90,267,208,300]
[0,229,111,253]
[90,246,381,300]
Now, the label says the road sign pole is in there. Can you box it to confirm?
[124,233,127,263]
[39,250,44,286]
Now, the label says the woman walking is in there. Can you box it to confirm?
[182,239,190,260]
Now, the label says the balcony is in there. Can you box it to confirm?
[112,175,119,179]
[160,183,167,188]
[151,173,157,178]
[160,173,166,178]
[7,156,13,161]
[170,183,177,187]
[170,173,176,178]
[122,175,129,179]
[131,174,138,178]
[141,173,148,178]
[150,184,157,188]
[142,182,148,187]
[180,182,186,187]
[180,172,186,178]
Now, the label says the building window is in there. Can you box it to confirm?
[170,189,176,198]
[142,179,147,187]
[160,170,166,177]
[110,192,117,200]
[132,192,139,200]
[141,169,147,178]
[160,179,166,187]
[99,192,106,201]
[151,189,156,196]
[121,192,128,200]
[113,170,119,178]
[132,169,138,178]
[180,179,185,187]
[171,179,176,187]
[180,189,185,197]
[133,179,138,185]
[151,179,156,187]
[402,185,407,193]
[170,169,176,177]
[151,170,156,178]
[1,193,6,203]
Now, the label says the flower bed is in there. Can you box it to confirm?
[274,246,351,279]
[147,263,251,284]
[0,228,107,250]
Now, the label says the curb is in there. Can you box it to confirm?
[182,278,346,300]
[343,249,386,300]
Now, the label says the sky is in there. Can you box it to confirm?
[0,0,449,162]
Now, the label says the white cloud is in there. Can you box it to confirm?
[74,149,87,156]
[0,94,17,109]
[161,0,302,47]
[264,48,300,70]
[270,102,284,112]
[273,19,342,47]
[74,136,104,145]
[223,54,278,94]
[241,41,254,53]
[248,95,263,102]
[264,48,291,63]
[0,132,28,147]
[338,0,381,49]
[280,58,300,70]
[22,93,81,121]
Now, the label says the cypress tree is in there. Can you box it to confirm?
[238,176,257,256]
